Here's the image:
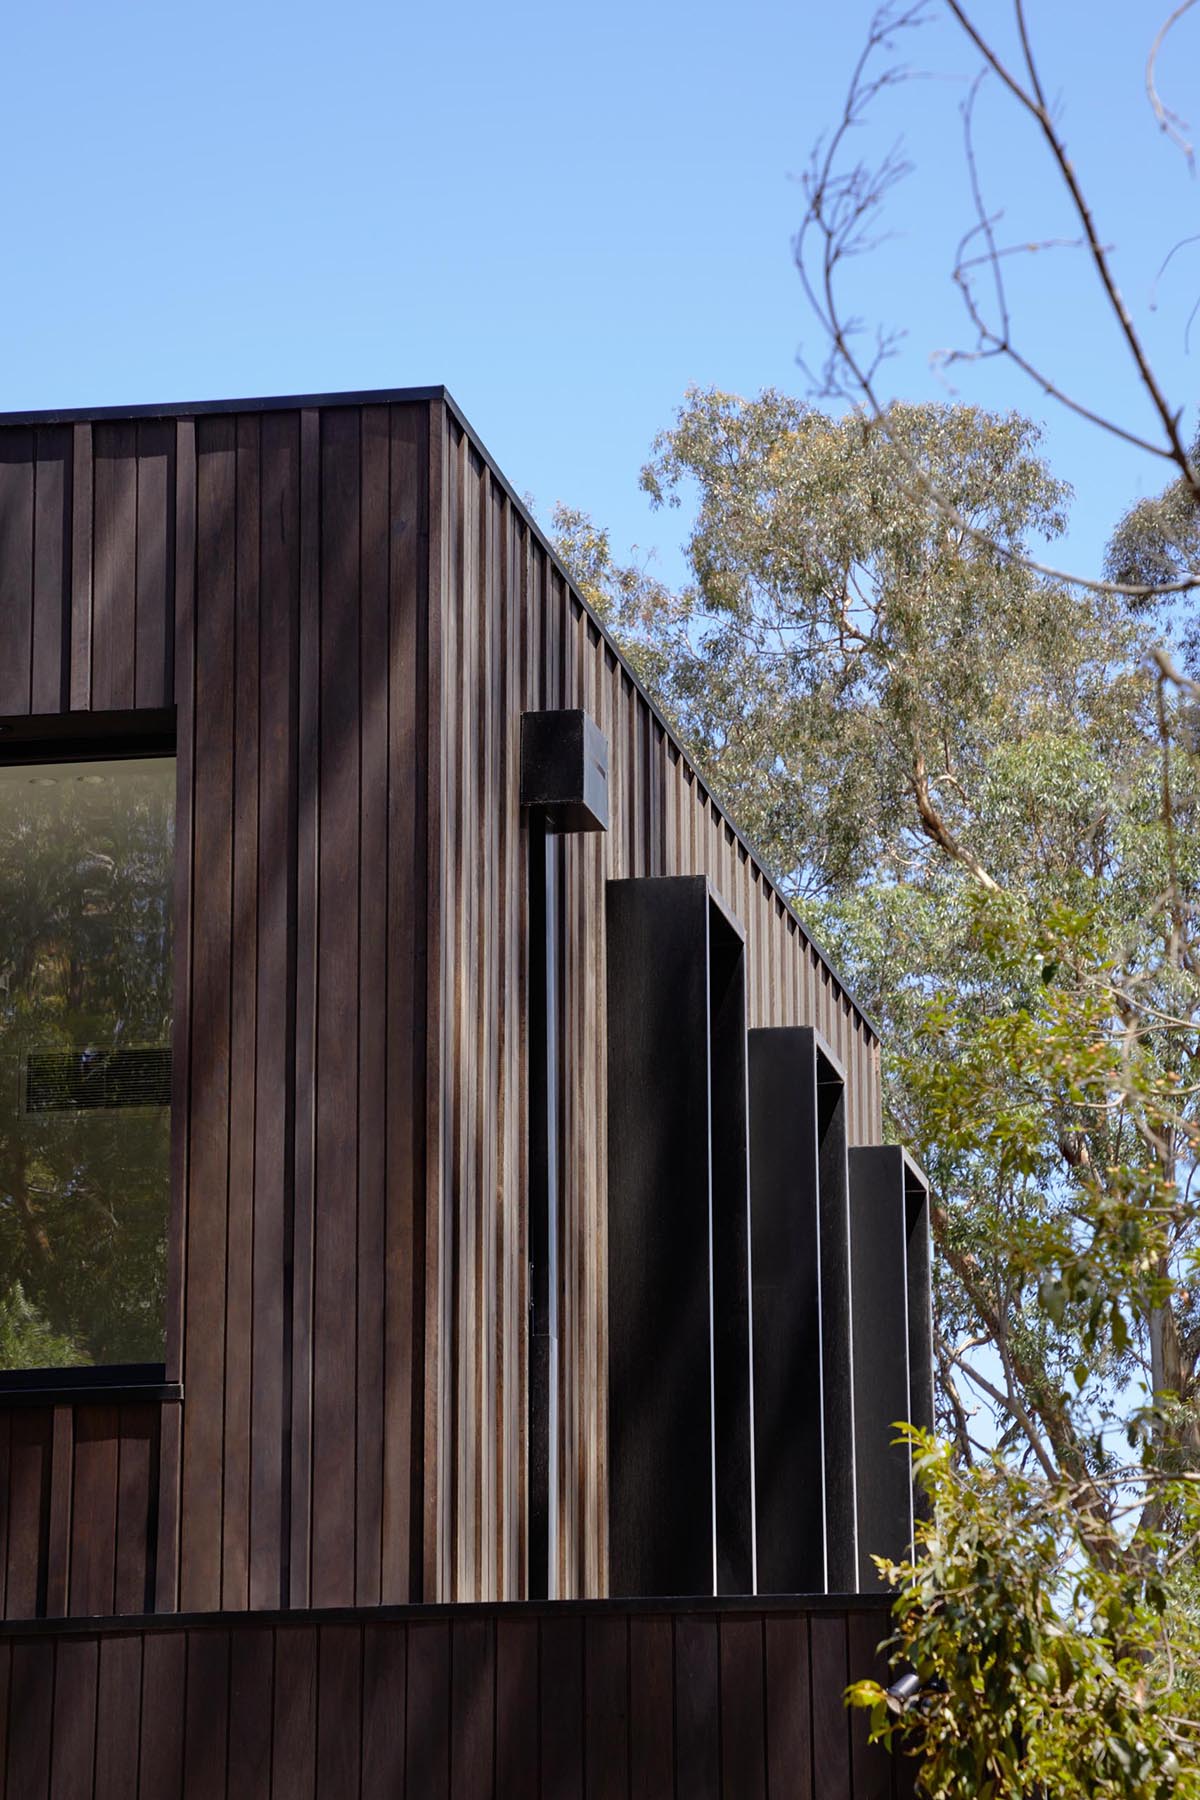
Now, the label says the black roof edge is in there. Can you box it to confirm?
[0,384,449,426]
[0,383,878,1040]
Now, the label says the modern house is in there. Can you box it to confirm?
[0,389,930,1797]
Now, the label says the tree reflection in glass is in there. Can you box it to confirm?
[0,756,174,1370]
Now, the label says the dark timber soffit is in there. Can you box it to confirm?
[0,383,875,1040]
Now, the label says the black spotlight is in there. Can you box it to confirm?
[884,1671,923,1715]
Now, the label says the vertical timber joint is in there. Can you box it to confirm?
[520,709,609,834]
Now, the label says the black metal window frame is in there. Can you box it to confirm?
[0,707,182,1405]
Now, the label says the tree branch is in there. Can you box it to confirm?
[946,0,1199,500]
[1146,0,1199,168]
[910,750,1000,889]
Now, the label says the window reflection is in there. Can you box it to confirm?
[0,755,174,1371]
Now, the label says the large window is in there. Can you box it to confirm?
[0,754,174,1375]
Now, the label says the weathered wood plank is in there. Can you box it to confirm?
[44,1407,72,1619]
[584,1614,628,1799]
[849,1609,898,1800]
[273,1626,317,1800]
[721,1615,767,1799]
[8,1637,54,1800]
[384,402,426,1606]
[114,1405,155,1615]
[94,1632,142,1800]
[154,1405,181,1617]
[0,428,34,716]
[765,1614,814,1800]
[0,1414,9,1618]
[70,1407,119,1616]
[356,404,389,1608]
[450,1615,493,1800]
[289,407,321,1610]
[222,409,261,1613]
[539,1613,583,1800]
[161,422,195,1626]
[31,427,70,714]
[406,1620,450,1800]
[0,1641,9,1789]
[227,1625,274,1797]
[91,422,137,710]
[810,1613,853,1800]
[7,1412,51,1621]
[180,415,237,1614]
[69,422,93,710]
[494,1616,537,1798]
[250,408,299,1613]
[361,1623,407,1797]
[134,419,174,708]
[138,1631,186,1797]
[629,1615,672,1800]
[317,1624,362,1800]
[422,398,448,1605]
[674,1615,720,1800]
[311,405,361,1609]
[183,1628,230,1800]
[48,1636,98,1800]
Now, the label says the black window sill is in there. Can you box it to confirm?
[0,1364,182,1408]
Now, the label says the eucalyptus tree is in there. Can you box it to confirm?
[556,386,1200,1793]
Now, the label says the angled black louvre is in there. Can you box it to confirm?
[25,1047,172,1114]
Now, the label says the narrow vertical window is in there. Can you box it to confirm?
[0,753,175,1377]
[527,825,560,1599]
[520,706,608,1599]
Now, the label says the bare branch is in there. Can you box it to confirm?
[911,751,1000,889]
[946,86,1181,460]
[1149,230,1200,316]
[1147,0,1199,169]
[947,1346,1060,1483]
[947,0,1199,499]
[795,3,1200,597]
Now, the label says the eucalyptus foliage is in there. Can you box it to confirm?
[556,388,1200,1795]
[850,1434,1200,1799]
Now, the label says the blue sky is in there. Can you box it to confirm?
[4,1,1197,589]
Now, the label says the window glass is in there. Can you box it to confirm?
[0,755,174,1371]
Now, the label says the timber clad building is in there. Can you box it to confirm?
[0,389,929,1797]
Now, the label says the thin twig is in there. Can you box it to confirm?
[795,8,1200,595]
[948,0,1198,498]
[1146,0,1199,168]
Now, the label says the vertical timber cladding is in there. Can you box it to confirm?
[0,398,433,1618]
[433,402,882,1601]
[0,418,177,1622]
[0,1597,914,1800]
[176,404,431,1612]
[0,392,883,1618]
[0,418,175,717]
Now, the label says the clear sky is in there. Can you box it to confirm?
[3,1,1197,590]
